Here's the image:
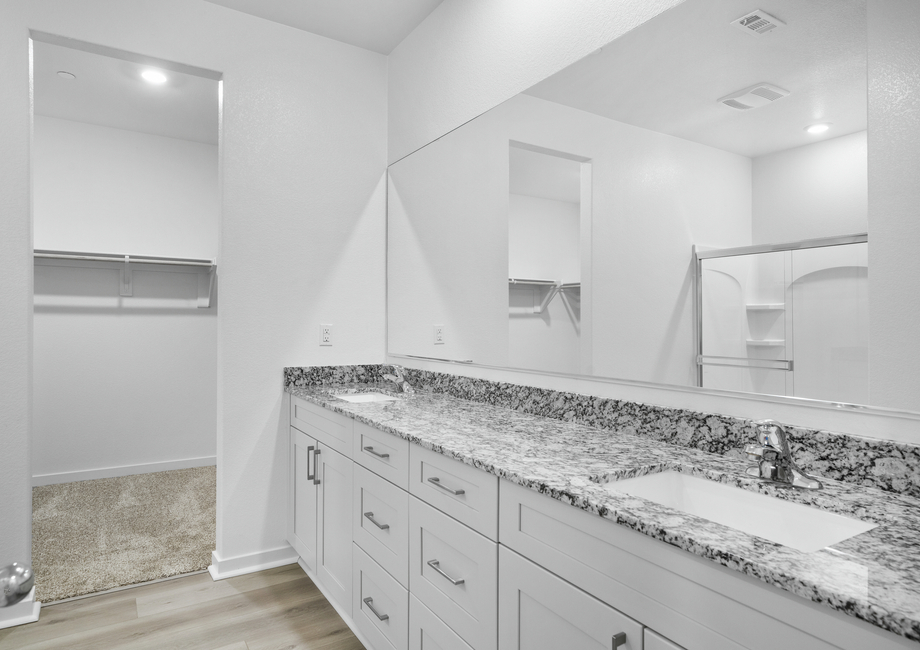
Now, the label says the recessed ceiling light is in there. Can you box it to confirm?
[805,123,831,135]
[56,71,76,80]
[142,70,168,85]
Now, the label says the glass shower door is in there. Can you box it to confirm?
[790,242,868,403]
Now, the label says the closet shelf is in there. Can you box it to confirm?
[34,249,216,308]
[509,278,580,313]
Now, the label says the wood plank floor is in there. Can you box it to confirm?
[0,563,365,650]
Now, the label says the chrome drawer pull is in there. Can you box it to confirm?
[363,596,389,621]
[612,632,627,649]
[363,446,390,459]
[313,448,321,485]
[427,477,465,495]
[427,559,465,585]
[363,511,390,530]
[306,446,315,481]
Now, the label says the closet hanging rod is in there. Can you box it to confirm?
[33,250,214,268]
[508,277,557,286]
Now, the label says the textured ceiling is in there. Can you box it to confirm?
[202,0,445,54]
[525,0,867,158]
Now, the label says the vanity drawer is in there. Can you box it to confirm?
[353,544,409,650]
[291,397,353,458]
[645,629,688,650]
[410,593,474,650]
[409,444,498,540]
[409,496,497,650]
[354,463,410,587]
[355,420,410,490]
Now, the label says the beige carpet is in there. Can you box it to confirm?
[32,466,216,603]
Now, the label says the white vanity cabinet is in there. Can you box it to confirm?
[289,395,913,650]
[289,398,354,615]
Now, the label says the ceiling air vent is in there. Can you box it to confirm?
[731,10,786,36]
[718,83,790,110]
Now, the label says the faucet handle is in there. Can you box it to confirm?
[753,419,788,452]
[743,444,764,460]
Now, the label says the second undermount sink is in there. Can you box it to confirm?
[602,471,877,553]
[334,392,399,403]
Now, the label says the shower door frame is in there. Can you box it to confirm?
[693,232,868,390]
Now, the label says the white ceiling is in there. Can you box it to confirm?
[202,0,445,55]
[525,0,867,158]
[33,41,219,145]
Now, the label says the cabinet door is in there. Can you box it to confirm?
[317,442,354,614]
[290,427,317,572]
[498,546,642,650]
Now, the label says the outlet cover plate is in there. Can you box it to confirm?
[434,324,445,345]
[320,324,333,346]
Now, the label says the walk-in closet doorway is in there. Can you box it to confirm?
[29,33,221,602]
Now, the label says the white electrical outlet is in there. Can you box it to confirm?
[320,324,333,346]
[434,324,445,345]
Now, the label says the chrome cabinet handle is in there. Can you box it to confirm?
[363,446,390,459]
[313,448,321,485]
[306,446,315,481]
[612,632,627,649]
[427,477,465,495]
[363,596,389,621]
[364,512,390,530]
[427,559,465,585]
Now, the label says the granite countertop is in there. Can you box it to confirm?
[286,382,920,642]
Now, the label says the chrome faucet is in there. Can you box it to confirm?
[383,365,415,394]
[744,419,822,490]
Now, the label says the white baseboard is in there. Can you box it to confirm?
[0,588,41,630]
[32,456,217,486]
[297,558,376,650]
[207,545,299,581]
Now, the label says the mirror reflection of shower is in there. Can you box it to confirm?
[698,237,868,404]
[508,143,590,374]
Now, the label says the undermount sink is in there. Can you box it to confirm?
[333,392,399,403]
[602,471,877,553]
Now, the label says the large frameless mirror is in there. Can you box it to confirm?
[388,0,876,407]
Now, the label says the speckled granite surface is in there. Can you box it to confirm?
[284,365,920,498]
[286,379,920,642]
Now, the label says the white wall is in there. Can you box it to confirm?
[388,92,752,385]
[508,194,580,282]
[1,0,386,575]
[387,0,687,163]
[868,0,920,412]
[508,193,580,374]
[752,131,868,245]
[31,116,218,483]
[33,116,219,258]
